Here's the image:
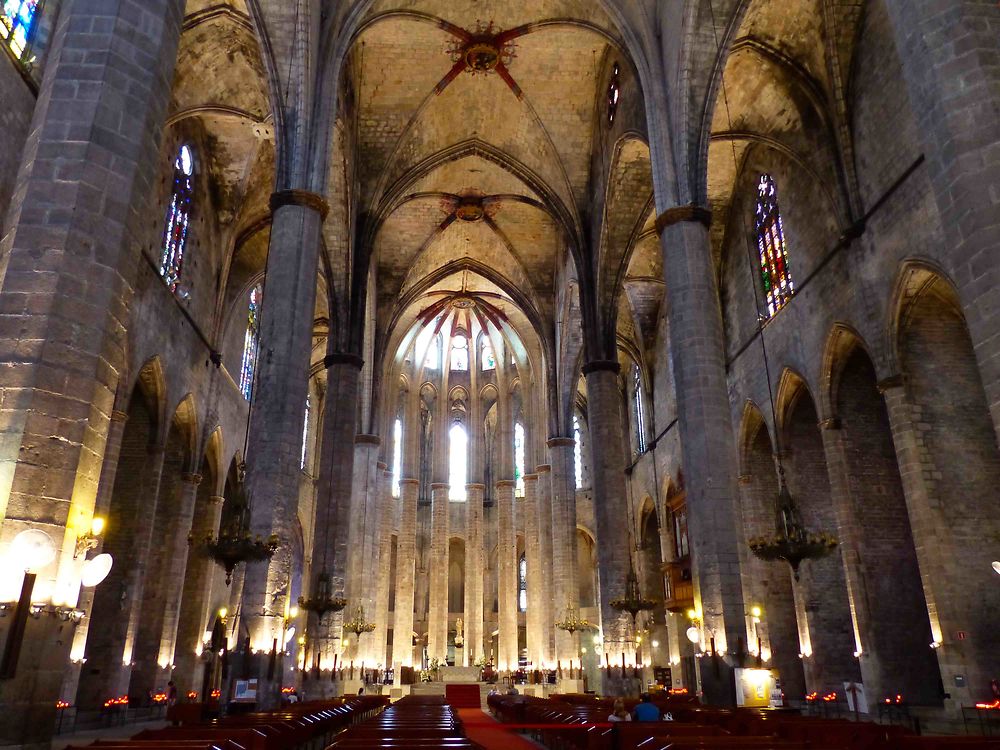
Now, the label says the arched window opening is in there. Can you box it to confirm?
[606,62,620,124]
[300,393,311,470]
[160,144,194,292]
[514,422,525,497]
[239,283,262,400]
[425,335,441,370]
[573,415,583,490]
[518,553,527,612]
[451,333,469,371]
[1,0,37,61]
[448,422,467,501]
[392,417,403,498]
[755,174,793,316]
[672,507,689,558]
[632,364,646,453]
[481,339,496,371]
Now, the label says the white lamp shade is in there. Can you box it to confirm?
[284,626,295,645]
[81,553,114,587]
[10,528,56,572]
[686,626,701,644]
[992,560,1000,576]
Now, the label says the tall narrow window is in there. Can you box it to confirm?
[481,339,495,371]
[425,335,440,370]
[392,417,403,498]
[632,364,646,453]
[518,553,527,612]
[160,144,194,292]
[300,393,311,469]
[1,0,37,61]
[239,283,262,400]
[450,334,469,371]
[514,422,525,498]
[606,62,621,124]
[573,415,583,490]
[755,174,793,316]
[448,422,467,501]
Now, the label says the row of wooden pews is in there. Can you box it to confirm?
[487,693,1000,750]
[62,695,389,750]
[327,695,479,749]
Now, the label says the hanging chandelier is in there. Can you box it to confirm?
[201,464,277,584]
[343,605,376,638]
[610,567,657,622]
[554,605,597,634]
[748,470,837,580]
[298,571,347,620]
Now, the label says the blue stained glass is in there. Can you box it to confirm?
[755,174,793,317]
[239,284,262,400]
[1,0,37,61]
[160,145,194,292]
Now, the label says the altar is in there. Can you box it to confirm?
[439,666,481,683]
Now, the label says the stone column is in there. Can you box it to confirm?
[547,438,579,665]
[0,0,184,742]
[300,354,361,693]
[535,464,554,666]
[345,434,380,664]
[523,474,544,668]
[496,479,518,671]
[656,210,747,704]
[582,363,633,667]
[392,478,419,673]
[464,483,485,666]
[240,192,330,706]
[884,2,1000,438]
[372,464,393,670]
[881,381,999,705]
[427,483,450,662]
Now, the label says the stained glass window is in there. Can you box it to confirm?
[450,334,468,371]
[632,364,646,453]
[514,422,525,498]
[300,393,311,469]
[755,174,793,316]
[392,417,402,498]
[481,339,495,371]
[518,553,527,612]
[573,414,583,490]
[425,335,440,370]
[607,63,620,124]
[160,144,194,292]
[239,283,262,400]
[448,422,467,501]
[1,0,37,62]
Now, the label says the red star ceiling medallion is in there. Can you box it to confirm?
[435,20,532,99]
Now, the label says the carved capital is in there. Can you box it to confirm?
[877,374,905,393]
[325,352,364,370]
[495,479,516,488]
[430,482,450,490]
[354,434,381,446]
[546,437,575,448]
[818,417,841,430]
[582,359,620,376]
[535,464,551,473]
[111,410,130,423]
[270,189,329,220]
[181,472,203,485]
[654,203,712,235]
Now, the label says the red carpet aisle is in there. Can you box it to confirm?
[446,683,483,708]
[457,708,540,750]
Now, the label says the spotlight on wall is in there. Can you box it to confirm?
[992,561,1000,576]
[74,517,106,559]
[686,626,701,644]
[81,554,114,588]
[929,640,942,649]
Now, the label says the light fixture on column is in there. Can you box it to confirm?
[1,528,57,679]
[201,462,278,584]
[298,571,347,620]
[343,605,376,638]
[992,561,1000,576]
[74,516,106,558]
[610,566,657,623]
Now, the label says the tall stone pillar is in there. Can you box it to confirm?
[372,464,393,670]
[884,2,1000,439]
[547,438,579,665]
[881,381,1000,705]
[391,478,419,672]
[0,0,184,743]
[582,363,633,667]
[240,193,330,706]
[463,483,485,666]
[535,464,554,666]
[345,434,380,664]
[523,473,544,668]
[496,479,518,671]
[427,483,450,662]
[656,211,746,703]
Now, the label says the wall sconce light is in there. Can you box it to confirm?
[853,650,863,658]
[74,517,106,559]
[750,605,762,621]
[28,604,45,618]
[992,561,1000,576]
[929,640,942,649]
[651,640,659,648]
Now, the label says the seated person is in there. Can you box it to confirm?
[608,698,632,722]
[632,693,660,721]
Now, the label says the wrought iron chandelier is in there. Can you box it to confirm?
[298,570,347,620]
[343,605,376,638]
[201,464,277,584]
[610,566,657,622]
[554,605,598,634]
[748,468,837,580]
